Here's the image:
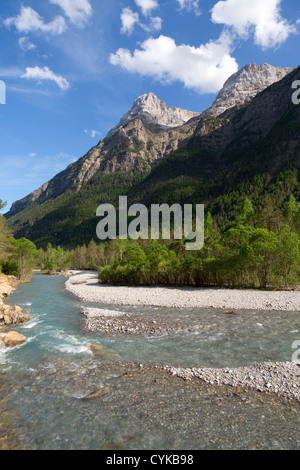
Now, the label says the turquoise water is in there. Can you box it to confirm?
[0,274,299,450]
[2,274,300,370]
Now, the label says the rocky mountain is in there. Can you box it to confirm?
[107,92,199,137]
[130,66,300,209]
[204,63,295,117]
[5,63,300,247]
[7,64,292,218]
[7,63,292,219]
[7,94,200,218]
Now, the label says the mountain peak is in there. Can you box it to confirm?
[133,91,159,104]
[204,62,295,116]
[107,92,199,137]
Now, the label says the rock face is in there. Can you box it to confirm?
[0,304,30,326]
[205,63,295,116]
[0,276,30,326]
[107,92,199,137]
[0,331,27,348]
[0,275,18,301]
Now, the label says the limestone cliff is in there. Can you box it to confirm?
[107,92,199,137]
[204,63,295,116]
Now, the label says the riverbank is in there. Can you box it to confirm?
[0,275,18,301]
[0,275,30,346]
[65,271,300,311]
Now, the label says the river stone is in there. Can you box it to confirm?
[1,331,26,348]
[83,387,110,400]
[3,315,12,325]
[0,304,30,326]
[88,344,107,356]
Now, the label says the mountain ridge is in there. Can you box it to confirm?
[204,62,295,117]
[7,62,294,218]
[5,63,300,248]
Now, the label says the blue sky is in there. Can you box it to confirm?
[0,0,299,211]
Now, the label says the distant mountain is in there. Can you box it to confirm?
[6,64,300,248]
[107,92,199,137]
[204,63,295,116]
[129,67,300,213]
[7,94,200,219]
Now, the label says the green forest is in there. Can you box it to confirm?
[1,195,300,289]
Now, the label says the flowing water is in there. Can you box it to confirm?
[0,274,299,450]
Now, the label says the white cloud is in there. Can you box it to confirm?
[211,0,296,48]
[142,16,163,32]
[83,129,102,138]
[49,0,93,27]
[177,0,201,16]
[134,0,159,16]
[121,8,140,35]
[18,37,37,52]
[110,32,238,94]
[4,6,66,35]
[21,66,70,91]
[90,130,101,138]
[120,6,162,35]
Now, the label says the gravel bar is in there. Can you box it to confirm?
[81,307,198,335]
[165,361,300,402]
[66,272,300,311]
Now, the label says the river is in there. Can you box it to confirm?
[0,274,299,450]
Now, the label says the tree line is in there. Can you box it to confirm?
[98,197,300,289]
[1,196,300,289]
